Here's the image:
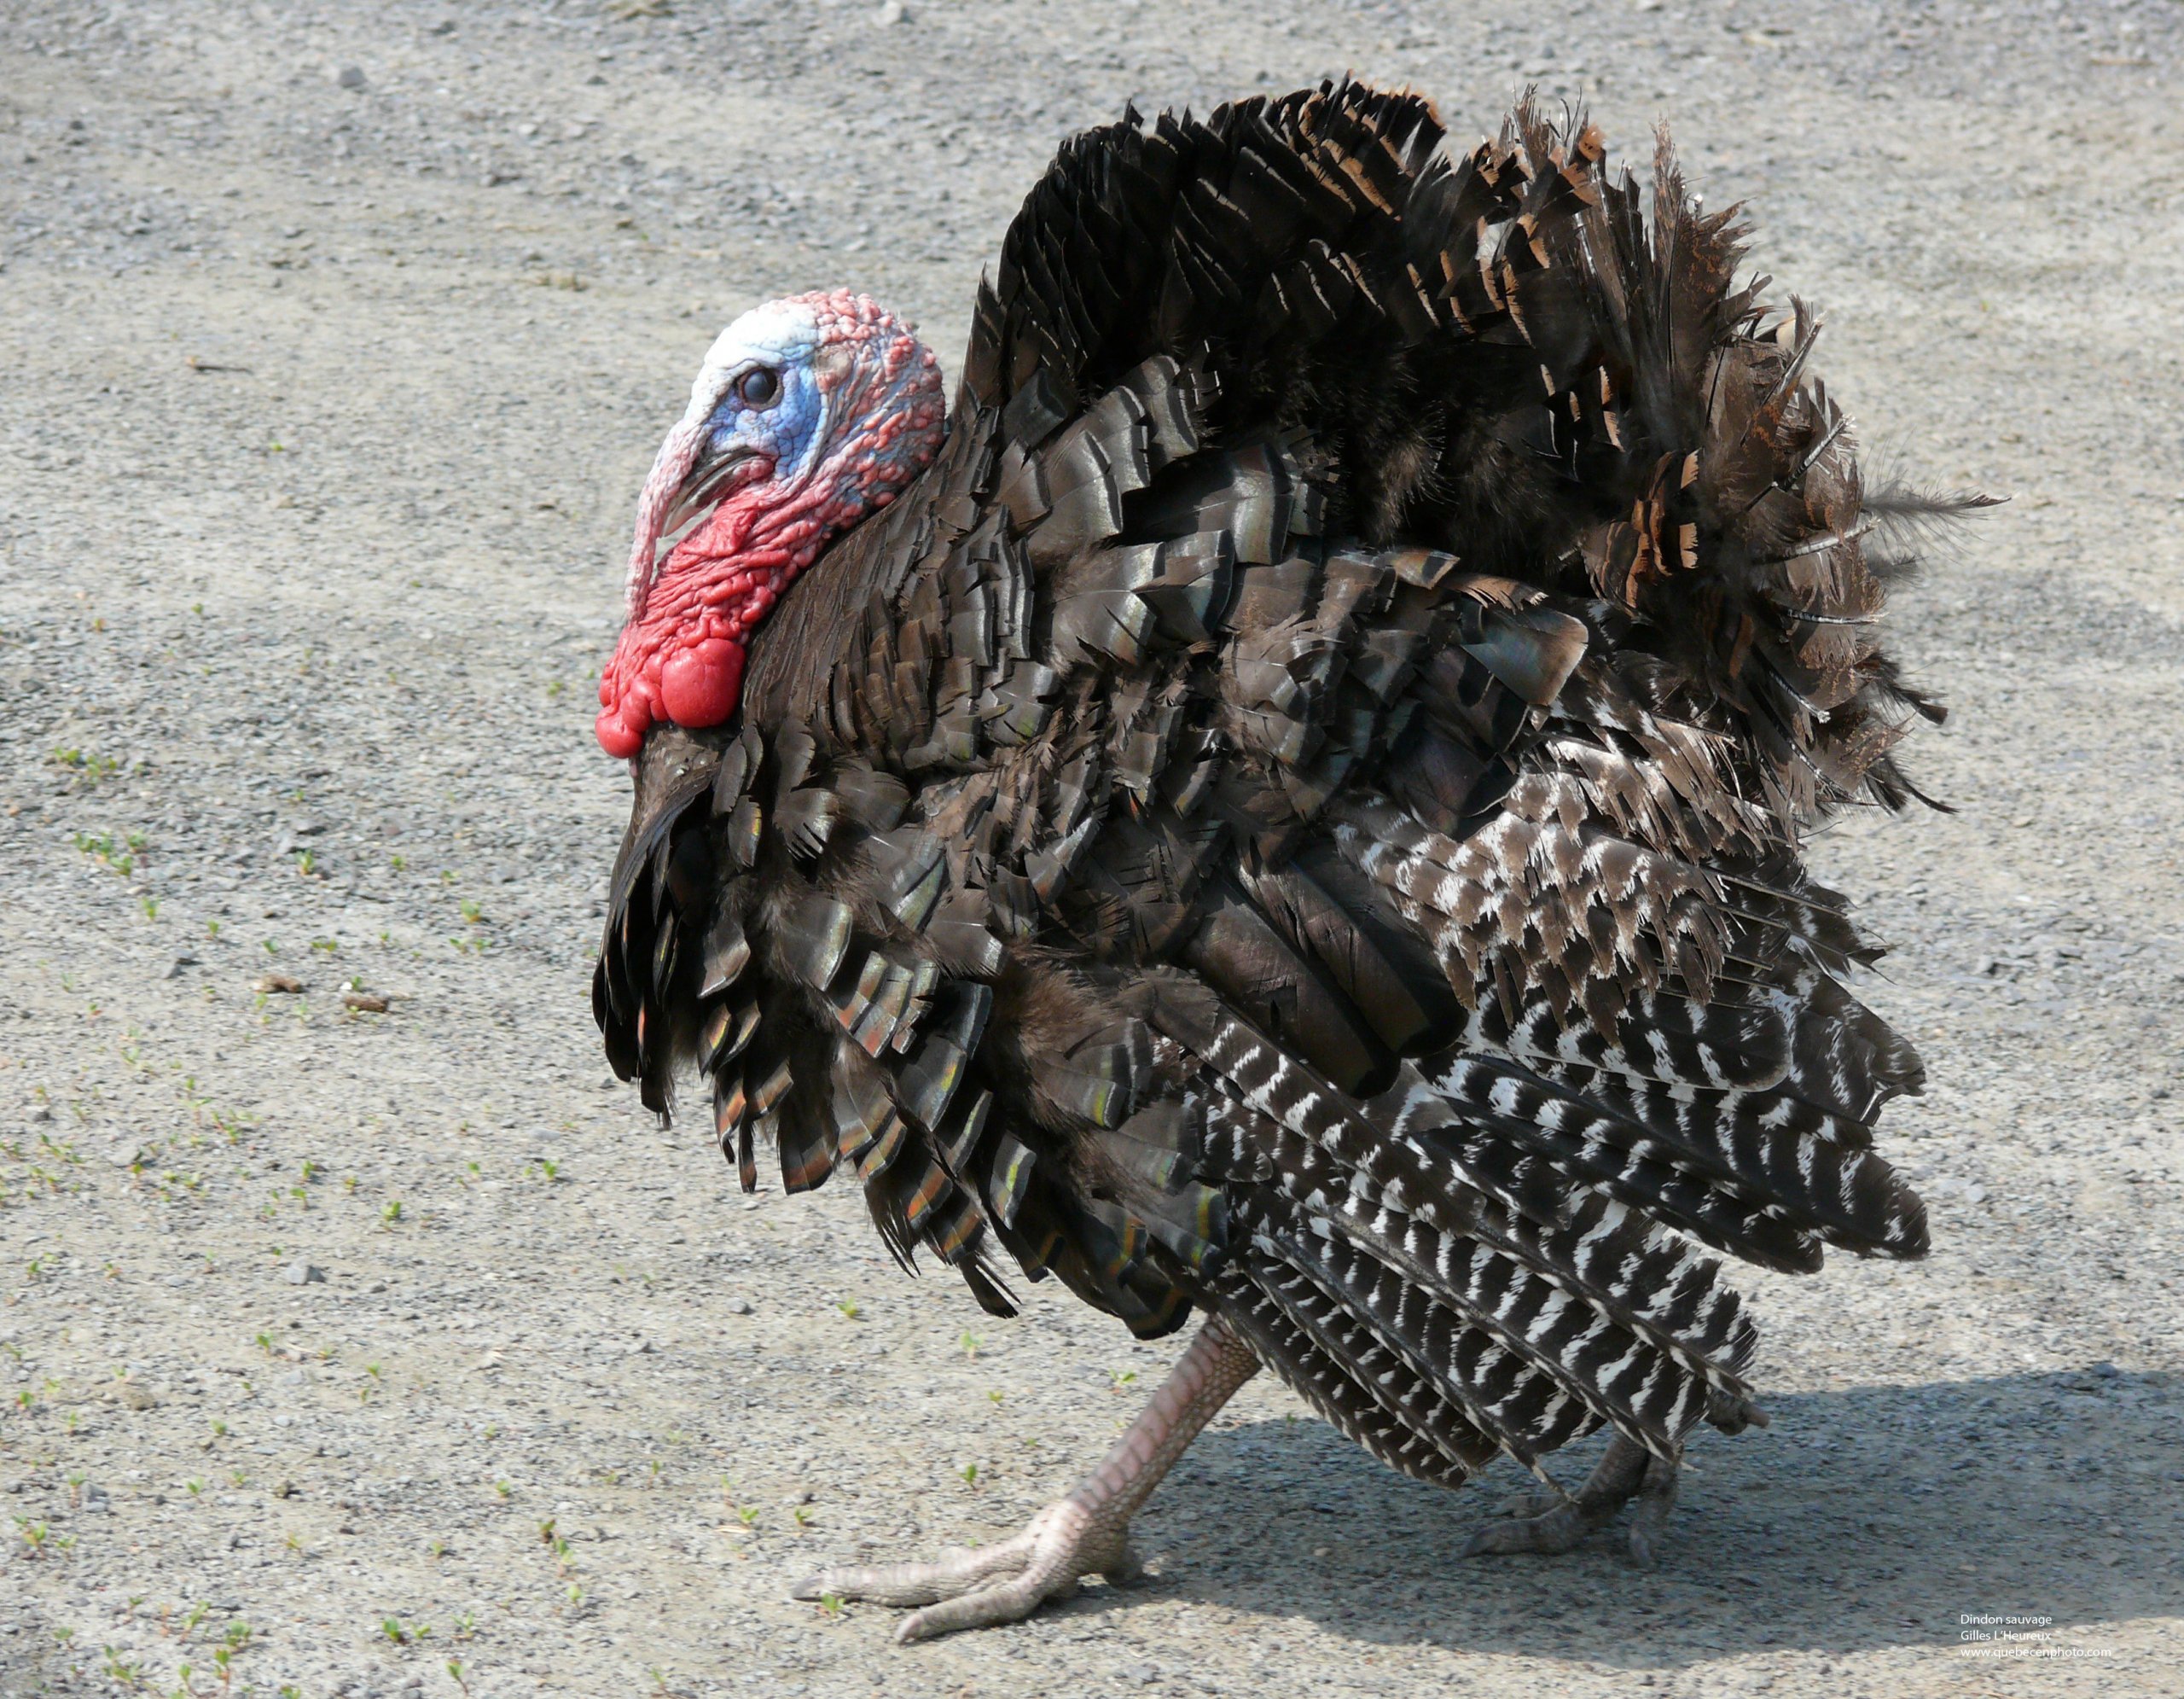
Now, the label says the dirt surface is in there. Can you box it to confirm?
[2,1,2181,1696]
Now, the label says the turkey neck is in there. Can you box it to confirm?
[738,468,924,734]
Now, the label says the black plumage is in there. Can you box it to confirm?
[595,83,1965,1574]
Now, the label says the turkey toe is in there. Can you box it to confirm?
[793,1499,1129,1642]
[1465,1438,1676,1564]
[793,1526,1037,1609]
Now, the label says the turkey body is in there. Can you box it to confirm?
[595,83,1945,1593]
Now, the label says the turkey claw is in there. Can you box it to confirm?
[1463,1437,1679,1567]
[792,1498,1133,1643]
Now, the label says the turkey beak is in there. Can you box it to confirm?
[622,422,765,620]
[624,416,707,620]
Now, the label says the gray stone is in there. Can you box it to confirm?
[284,1262,327,1285]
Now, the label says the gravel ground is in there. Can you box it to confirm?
[2,2,2181,1696]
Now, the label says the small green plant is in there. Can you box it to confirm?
[51,747,120,782]
[458,899,482,926]
[818,1591,845,1618]
[447,1659,471,1696]
[381,1199,404,1226]
[959,1330,982,1359]
[206,920,220,940]
[295,850,317,876]
[184,1479,204,1498]
[73,829,145,875]
[959,1462,979,1486]
[141,897,160,921]
[493,1480,512,1500]
[834,1300,861,1321]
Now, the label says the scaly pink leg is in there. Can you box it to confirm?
[793,1313,1262,1643]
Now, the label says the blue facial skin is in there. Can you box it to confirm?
[698,314,829,484]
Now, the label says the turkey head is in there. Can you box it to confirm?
[595,289,944,758]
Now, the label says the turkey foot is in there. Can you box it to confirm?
[793,1313,1261,1643]
[1461,1434,1680,1567]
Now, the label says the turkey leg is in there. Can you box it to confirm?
[1461,1434,1680,1566]
[793,1313,1262,1643]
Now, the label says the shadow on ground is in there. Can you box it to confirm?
[1054,1368,2182,1665]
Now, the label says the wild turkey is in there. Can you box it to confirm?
[592,83,1965,1640]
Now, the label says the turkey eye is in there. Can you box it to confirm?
[737,366,781,408]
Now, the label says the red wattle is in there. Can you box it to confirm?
[595,705,647,760]
[659,638,746,730]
